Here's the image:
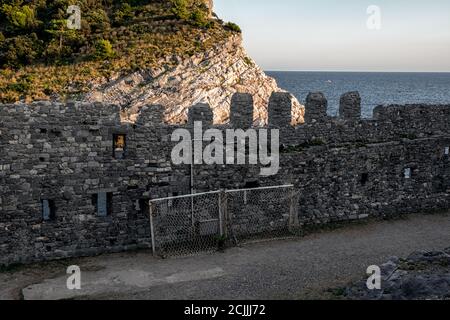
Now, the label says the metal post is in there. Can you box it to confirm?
[288,188,299,231]
[149,201,156,255]
[190,161,195,227]
[218,191,223,237]
[190,138,202,227]
[223,191,228,238]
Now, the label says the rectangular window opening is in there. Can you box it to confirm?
[138,198,150,214]
[445,147,449,156]
[42,199,56,221]
[404,168,412,179]
[113,134,126,159]
[360,173,369,185]
[92,192,113,217]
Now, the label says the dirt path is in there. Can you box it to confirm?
[1,212,449,300]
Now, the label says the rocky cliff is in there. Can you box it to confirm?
[85,34,304,125]
[0,0,304,125]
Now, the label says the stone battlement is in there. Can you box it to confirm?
[2,91,449,130]
[1,91,449,266]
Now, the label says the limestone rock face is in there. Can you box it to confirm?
[205,0,214,18]
[84,35,304,125]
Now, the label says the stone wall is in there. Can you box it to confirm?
[1,92,449,266]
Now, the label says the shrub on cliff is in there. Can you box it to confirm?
[171,0,190,19]
[44,19,82,61]
[1,3,40,30]
[93,39,115,60]
[190,8,210,28]
[224,22,242,33]
[0,33,42,67]
[113,3,134,25]
[88,8,111,32]
[171,0,212,28]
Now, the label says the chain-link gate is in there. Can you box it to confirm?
[149,185,299,257]
[226,185,300,244]
[149,191,224,256]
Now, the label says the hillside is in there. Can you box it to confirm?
[0,0,304,124]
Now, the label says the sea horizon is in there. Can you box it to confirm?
[267,71,450,118]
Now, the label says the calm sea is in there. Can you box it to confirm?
[267,71,450,118]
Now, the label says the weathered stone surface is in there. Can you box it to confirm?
[135,104,164,126]
[339,91,361,120]
[268,92,293,127]
[188,103,214,126]
[0,92,449,266]
[230,93,254,128]
[305,92,328,123]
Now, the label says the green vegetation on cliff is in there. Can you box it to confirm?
[0,0,240,103]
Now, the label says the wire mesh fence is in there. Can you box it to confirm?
[226,186,301,244]
[149,191,222,257]
[149,185,300,257]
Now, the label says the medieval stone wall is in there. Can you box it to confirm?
[0,92,449,266]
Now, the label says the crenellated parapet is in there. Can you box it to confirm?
[230,93,254,128]
[135,104,165,126]
[372,104,450,122]
[1,92,450,142]
[187,103,214,126]
[268,92,293,127]
[339,91,361,120]
[1,91,450,267]
[304,92,328,123]
[0,101,121,126]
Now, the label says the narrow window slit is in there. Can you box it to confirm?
[92,192,113,216]
[404,168,412,179]
[360,173,369,185]
[42,199,56,221]
[113,134,126,159]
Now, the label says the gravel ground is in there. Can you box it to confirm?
[1,212,449,300]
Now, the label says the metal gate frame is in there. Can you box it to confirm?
[148,185,298,256]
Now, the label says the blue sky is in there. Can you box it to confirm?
[214,0,450,72]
